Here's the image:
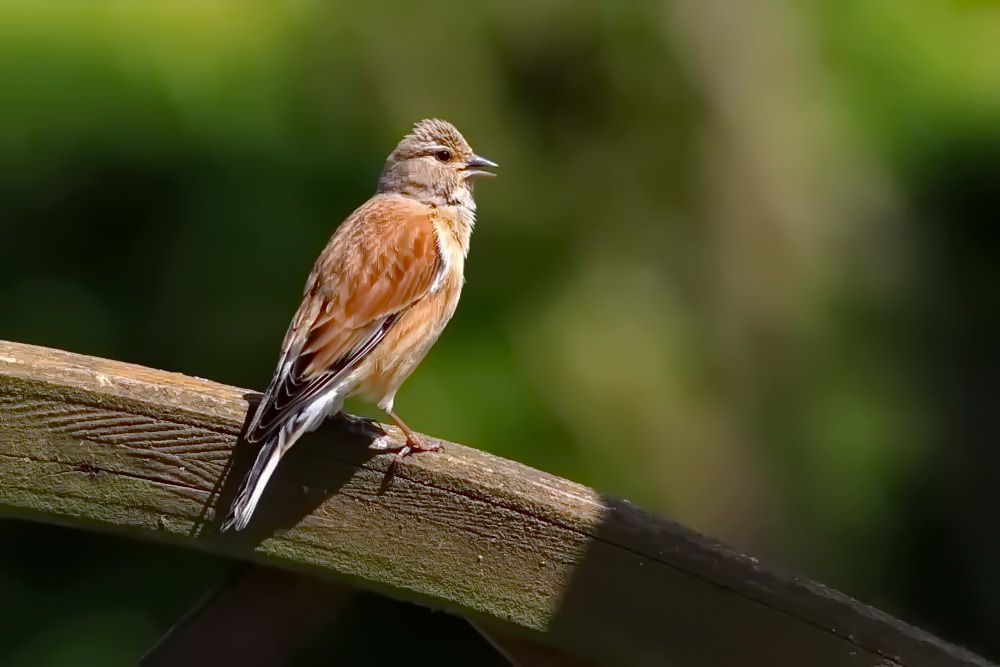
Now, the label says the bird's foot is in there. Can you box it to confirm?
[370,434,442,461]
[393,436,443,461]
[372,408,442,461]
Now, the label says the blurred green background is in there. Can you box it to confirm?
[2,0,1000,664]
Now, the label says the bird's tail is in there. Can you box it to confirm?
[221,382,345,531]
[222,403,329,532]
[221,428,291,532]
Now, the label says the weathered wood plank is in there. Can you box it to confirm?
[0,341,991,667]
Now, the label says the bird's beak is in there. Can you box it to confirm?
[463,154,498,179]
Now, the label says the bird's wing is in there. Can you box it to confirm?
[245,195,445,444]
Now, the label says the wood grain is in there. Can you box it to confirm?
[0,341,991,667]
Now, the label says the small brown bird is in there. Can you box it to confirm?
[222,119,496,531]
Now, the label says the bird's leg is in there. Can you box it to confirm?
[385,409,442,460]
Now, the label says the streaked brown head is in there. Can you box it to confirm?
[378,119,497,206]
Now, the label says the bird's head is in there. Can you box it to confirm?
[378,119,497,207]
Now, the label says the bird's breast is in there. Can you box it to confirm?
[359,259,464,402]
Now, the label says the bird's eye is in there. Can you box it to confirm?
[435,150,452,162]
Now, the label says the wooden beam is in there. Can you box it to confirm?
[0,341,991,667]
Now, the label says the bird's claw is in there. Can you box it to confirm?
[393,437,442,461]
[369,435,442,460]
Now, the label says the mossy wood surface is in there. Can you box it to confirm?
[0,341,990,667]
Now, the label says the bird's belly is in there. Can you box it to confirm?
[357,279,461,405]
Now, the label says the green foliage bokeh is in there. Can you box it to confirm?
[3,1,1000,663]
